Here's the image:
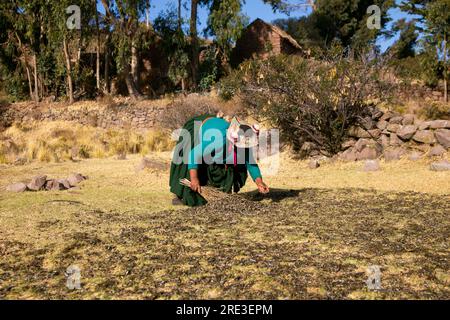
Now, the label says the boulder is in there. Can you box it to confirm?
[356,147,379,160]
[389,133,403,146]
[408,151,423,161]
[368,129,382,139]
[430,160,450,171]
[27,175,47,191]
[380,135,390,148]
[341,139,356,150]
[67,173,87,187]
[389,116,404,124]
[308,159,320,169]
[428,145,446,157]
[58,179,71,190]
[354,138,372,152]
[418,121,431,130]
[339,148,357,162]
[413,130,436,144]
[349,127,371,138]
[384,148,406,161]
[45,179,65,191]
[430,120,450,129]
[6,182,27,193]
[396,125,417,140]
[363,160,380,172]
[379,111,395,122]
[434,129,450,149]
[376,120,388,130]
[402,114,415,125]
[386,123,400,133]
[371,109,384,120]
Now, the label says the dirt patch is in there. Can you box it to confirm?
[0,188,448,299]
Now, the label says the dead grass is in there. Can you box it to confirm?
[0,121,175,164]
[0,152,448,299]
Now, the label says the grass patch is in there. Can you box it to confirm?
[0,121,175,164]
[0,153,449,299]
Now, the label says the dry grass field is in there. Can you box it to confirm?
[0,152,449,299]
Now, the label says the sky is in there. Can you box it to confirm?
[103,0,419,53]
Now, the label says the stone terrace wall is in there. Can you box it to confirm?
[0,102,167,130]
[336,111,449,161]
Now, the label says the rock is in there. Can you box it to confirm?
[386,123,400,133]
[361,117,376,130]
[396,125,417,140]
[45,179,64,191]
[430,160,450,171]
[384,148,406,161]
[428,145,446,157]
[379,111,395,122]
[354,139,371,152]
[356,147,379,160]
[368,129,382,139]
[58,179,71,190]
[408,151,423,161]
[27,175,47,191]
[430,120,450,129]
[380,135,390,148]
[349,127,370,138]
[67,173,86,187]
[413,130,436,144]
[6,182,27,193]
[341,139,356,150]
[376,120,388,130]
[363,160,380,172]
[389,133,403,146]
[339,148,357,162]
[389,116,404,124]
[434,129,450,149]
[418,121,431,130]
[402,114,415,125]
[308,159,320,169]
[371,109,384,120]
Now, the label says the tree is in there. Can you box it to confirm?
[400,0,450,101]
[274,0,394,52]
[101,0,146,100]
[389,19,418,59]
[425,0,450,101]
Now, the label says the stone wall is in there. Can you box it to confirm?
[0,102,167,130]
[337,111,449,161]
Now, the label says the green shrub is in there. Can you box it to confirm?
[221,53,389,156]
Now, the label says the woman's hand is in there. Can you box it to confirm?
[189,169,202,194]
[255,178,269,194]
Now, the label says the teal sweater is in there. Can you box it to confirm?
[187,118,262,181]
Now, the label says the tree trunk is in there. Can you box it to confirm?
[190,0,199,88]
[104,34,110,94]
[95,1,101,91]
[131,37,140,92]
[146,0,151,28]
[63,37,74,104]
[178,0,182,31]
[32,54,39,103]
[15,33,34,100]
[444,34,448,103]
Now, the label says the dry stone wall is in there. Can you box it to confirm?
[0,102,167,130]
[337,111,449,162]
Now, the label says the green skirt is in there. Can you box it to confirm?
[169,114,248,207]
